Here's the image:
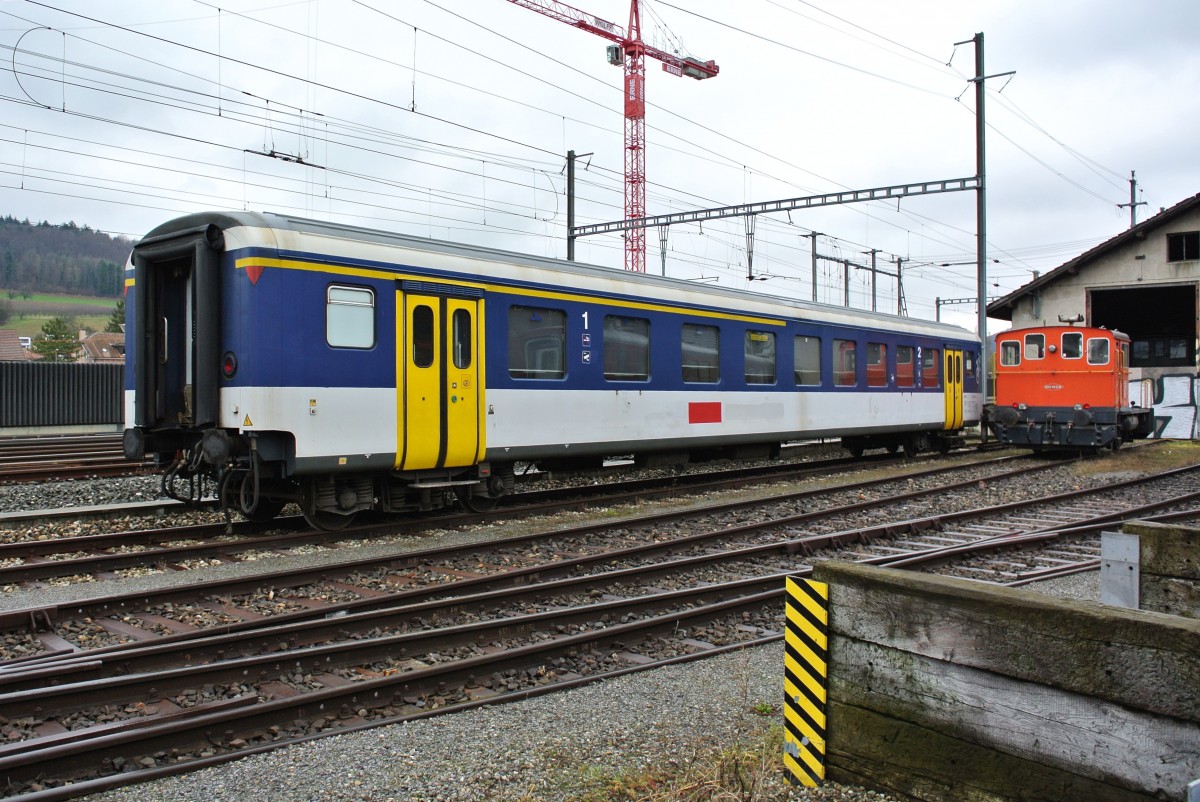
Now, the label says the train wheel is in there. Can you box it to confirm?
[238,472,287,522]
[242,498,286,522]
[301,505,357,531]
[455,487,499,513]
[300,479,358,531]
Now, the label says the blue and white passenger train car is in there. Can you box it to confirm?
[122,211,983,529]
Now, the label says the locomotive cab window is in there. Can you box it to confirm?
[326,285,375,349]
[1087,337,1110,365]
[508,305,566,380]
[682,324,720,383]
[1024,333,1045,360]
[603,315,650,382]
[833,339,856,386]
[896,345,914,387]
[866,342,887,387]
[999,340,1021,366]
[1061,332,1083,359]
[922,349,940,387]
[744,330,776,384]
[794,335,821,386]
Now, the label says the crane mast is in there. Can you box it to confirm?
[507,0,718,272]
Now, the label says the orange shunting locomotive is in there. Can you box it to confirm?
[989,324,1153,450]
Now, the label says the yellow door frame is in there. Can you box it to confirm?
[943,348,964,430]
[395,286,484,471]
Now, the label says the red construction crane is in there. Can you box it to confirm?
[507,0,718,272]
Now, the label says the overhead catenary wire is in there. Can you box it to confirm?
[0,0,1151,307]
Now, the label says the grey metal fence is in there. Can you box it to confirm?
[0,362,123,427]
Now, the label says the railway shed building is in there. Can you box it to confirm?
[987,192,1200,439]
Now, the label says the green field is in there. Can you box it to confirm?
[1,290,121,340]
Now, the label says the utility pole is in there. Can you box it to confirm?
[808,231,820,302]
[567,149,576,262]
[957,31,1013,403]
[1118,170,1147,227]
[863,249,880,311]
[567,148,592,262]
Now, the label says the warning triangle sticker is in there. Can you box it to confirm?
[243,415,253,427]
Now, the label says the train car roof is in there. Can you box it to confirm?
[136,210,978,342]
[995,325,1131,341]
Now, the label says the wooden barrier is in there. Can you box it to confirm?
[1124,521,1200,619]
[814,561,1200,801]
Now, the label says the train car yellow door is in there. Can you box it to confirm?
[943,348,964,430]
[396,286,484,471]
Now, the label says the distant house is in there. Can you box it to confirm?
[0,330,33,361]
[79,330,125,364]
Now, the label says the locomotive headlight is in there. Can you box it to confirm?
[222,351,238,379]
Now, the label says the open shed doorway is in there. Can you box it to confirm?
[1091,285,1197,368]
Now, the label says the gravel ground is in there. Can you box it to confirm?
[3,465,1106,802]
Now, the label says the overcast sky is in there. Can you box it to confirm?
[2,0,1197,332]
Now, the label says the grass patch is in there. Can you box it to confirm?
[1,290,120,339]
[564,726,794,802]
[1072,440,1200,477]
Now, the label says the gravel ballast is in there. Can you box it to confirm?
[2,464,1115,802]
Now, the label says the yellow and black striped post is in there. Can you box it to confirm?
[783,575,828,786]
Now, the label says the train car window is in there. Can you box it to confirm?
[1023,333,1045,360]
[603,315,650,381]
[1061,332,1083,359]
[895,345,914,387]
[452,308,472,369]
[999,341,1020,366]
[412,305,435,368]
[326,285,375,349]
[793,335,821,385]
[744,330,776,384]
[1087,337,1110,365]
[964,350,977,380]
[682,324,719,383]
[866,342,887,387]
[833,339,856,386]
[922,349,940,387]
[508,305,565,379]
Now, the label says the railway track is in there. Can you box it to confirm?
[0,434,150,483]
[0,445,1194,799]
[0,450,1010,587]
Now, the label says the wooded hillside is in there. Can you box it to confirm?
[1,216,133,298]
